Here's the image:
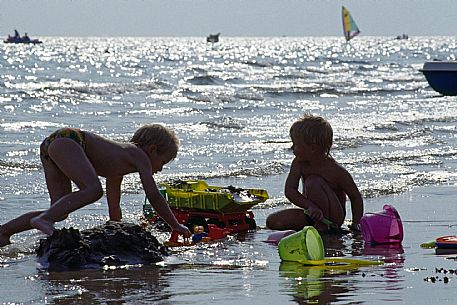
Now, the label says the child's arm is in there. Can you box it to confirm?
[140,173,191,237]
[129,148,190,237]
[127,147,191,237]
[106,175,123,221]
[285,159,323,221]
[339,169,363,229]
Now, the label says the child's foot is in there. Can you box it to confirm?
[0,227,11,247]
[30,216,55,236]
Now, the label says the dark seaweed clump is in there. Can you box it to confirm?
[36,221,168,271]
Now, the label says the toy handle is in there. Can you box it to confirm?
[304,209,338,229]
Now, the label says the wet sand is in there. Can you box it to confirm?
[1,184,457,304]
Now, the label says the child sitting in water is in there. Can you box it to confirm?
[0,124,191,247]
[266,114,363,232]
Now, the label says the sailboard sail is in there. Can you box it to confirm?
[342,6,360,42]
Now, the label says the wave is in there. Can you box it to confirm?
[242,60,274,68]
[187,75,225,86]
[200,116,244,130]
[250,170,455,209]
[252,170,455,208]
[164,161,287,181]
[259,85,340,97]
[395,115,457,126]
[338,128,438,146]
[117,161,288,195]
[233,90,264,101]
[0,159,41,170]
[359,171,453,198]
[263,139,290,144]
[6,77,172,99]
[253,82,425,98]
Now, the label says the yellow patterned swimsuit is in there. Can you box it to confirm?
[41,128,86,160]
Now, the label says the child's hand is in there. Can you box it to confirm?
[307,206,323,222]
[173,224,192,238]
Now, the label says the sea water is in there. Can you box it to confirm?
[1,36,457,304]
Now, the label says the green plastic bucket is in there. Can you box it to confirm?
[278,226,325,265]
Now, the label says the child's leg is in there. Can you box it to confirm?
[30,137,103,235]
[0,211,44,246]
[0,147,71,246]
[304,175,345,229]
[266,208,313,231]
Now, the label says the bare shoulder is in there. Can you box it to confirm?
[330,159,357,188]
[332,159,349,172]
[290,157,303,168]
[123,144,149,164]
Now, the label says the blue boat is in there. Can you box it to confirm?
[421,61,457,96]
[3,29,42,44]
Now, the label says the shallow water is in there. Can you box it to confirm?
[1,37,457,303]
[3,186,457,304]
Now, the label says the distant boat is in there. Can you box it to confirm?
[395,34,409,40]
[342,6,360,42]
[421,61,457,96]
[4,30,42,44]
[207,33,220,43]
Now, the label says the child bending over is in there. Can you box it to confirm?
[0,124,191,247]
[266,114,363,232]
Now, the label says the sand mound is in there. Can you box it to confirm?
[36,222,168,270]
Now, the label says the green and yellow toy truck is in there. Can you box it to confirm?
[143,179,269,233]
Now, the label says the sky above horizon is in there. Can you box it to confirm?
[1,0,456,37]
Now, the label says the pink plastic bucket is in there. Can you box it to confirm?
[360,204,403,244]
[264,230,296,245]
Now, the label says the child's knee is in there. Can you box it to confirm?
[266,213,284,230]
[56,214,69,222]
[85,182,104,202]
[93,183,104,201]
[266,214,275,229]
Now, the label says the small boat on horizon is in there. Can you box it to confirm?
[3,29,42,44]
[207,33,220,43]
[421,61,457,96]
[395,34,409,40]
[342,6,360,42]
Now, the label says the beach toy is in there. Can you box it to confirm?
[277,227,384,267]
[278,226,325,265]
[207,224,230,240]
[421,235,457,249]
[421,236,457,255]
[160,180,269,213]
[323,257,383,266]
[164,224,230,247]
[145,180,269,234]
[303,210,339,230]
[359,204,403,244]
[264,230,297,245]
[436,236,457,249]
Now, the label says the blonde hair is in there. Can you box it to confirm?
[289,114,333,156]
[130,124,179,158]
